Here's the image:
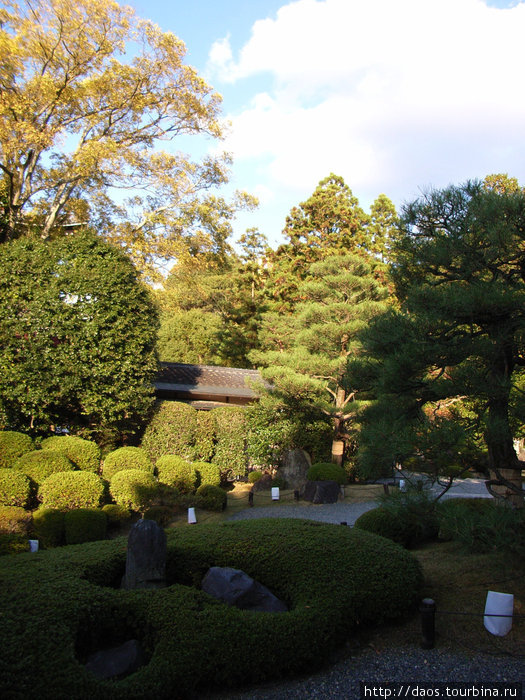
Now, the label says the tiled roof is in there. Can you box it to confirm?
[155,362,262,400]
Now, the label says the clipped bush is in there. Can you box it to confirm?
[248,470,263,483]
[0,533,29,556]
[38,471,106,510]
[0,505,32,535]
[0,431,33,468]
[109,469,157,512]
[143,505,173,527]
[0,520,422,698]
[0,469,31,508]
[14,450,74,486]
[102,446,154,481]
[354,507,413,547]
[31,508,65,548]
[141,401,197,462]
[40,435,101,473]
[102,503,132,528]
[194,484,227,512]
[64,509,107,545]
[307,462,347,485]
[156,455,197,494]
[211,406,247,478]
[194,410,216,461]
[193,461,221,488]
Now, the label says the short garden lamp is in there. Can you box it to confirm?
[271,487,280,501]
[484,591,514,636]
[188,507,197,525]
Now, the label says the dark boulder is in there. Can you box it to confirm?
[303,480,341,504]
[202,566,288,613]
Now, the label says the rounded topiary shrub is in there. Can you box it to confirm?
[354,507,412,547]
[38,471,106,510]
[0,533,30,556]
[40,436,101,473]
[307,462,347,485]
[64,509,107,545]
[193,461,221,488]
[0,520,422,698]
[0,431,33,468]
[31,508,65,548]
[0,505,32,534]
[194,484,227,512]
[0,469,31,508]
[141,401,197,462]
[102,446,154,481]
[109,469,157,512]
[156,455,197,494]
[101,503,132,528]
[14,450,75,486]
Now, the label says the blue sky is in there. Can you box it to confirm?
[131,0,525,247]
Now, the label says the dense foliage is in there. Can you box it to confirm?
[109,469,157,512]
[306,462,348,485]
[0,519,422,698]
[0,234,159,440]
[40,436,102,473]
[0,469,31,508]
[0,431,33,468]
[102,447,154,481]
[38,471,106,510]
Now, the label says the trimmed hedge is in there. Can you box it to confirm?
[194,484,227,512]
[195,410,216,461]
[0,468,31,507]
[38,471,106,510]
[109,469,157,512]
[14,450,75,486]
[212,406,247,478]
[102,447,154,481]
[102,503,132,528]
[141,401,197,462]
[31,508,65,549]
[64,509,107,545]
[40,435,101,473]
[354,507,413,547]
[0,505,32,535]
[193,461,221,488]
[0,430,33,468]
[156,455,197,494]
[307,462,347,485]
[0,533,29,556]
[0,519,422,698]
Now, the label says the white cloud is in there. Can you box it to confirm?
[207,0,525,239]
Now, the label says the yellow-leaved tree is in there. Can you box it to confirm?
[0,0,255,277]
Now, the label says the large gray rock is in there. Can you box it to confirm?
[280,448,311,491]
[202,566,288,613]
[121,519,166,590]
[303,480,341,504]
[85,639,144,679]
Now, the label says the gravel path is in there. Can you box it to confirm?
[227,501,377,526]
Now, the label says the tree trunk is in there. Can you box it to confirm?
[331,386,347,466]
[485,390,523,507]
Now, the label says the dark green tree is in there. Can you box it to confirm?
[0,232,159,440]
[251,253,390,466]
[355,180,525,505]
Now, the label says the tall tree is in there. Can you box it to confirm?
[356,180,525,505]
[0,0,253,277]
[251,254,390,465]
[0,232,159,440]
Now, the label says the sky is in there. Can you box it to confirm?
[131,0,525,247]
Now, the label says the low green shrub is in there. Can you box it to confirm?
[31,508,65,548]
[38,471,106,510]
[212,406,247,478]
[0,533,29,556]
[0,505,32,535]
[193,461,221,488]
[194,484,227,512]
[248,470,263,483]
[109,469,157,512]
[102,503,132,528]
[0,469,31,507]
[156,455,197,494]
[143,506,173,527]
[307,462,347,485]
[102,446,154,481]
[40,435,101,473]
[0,520,422,698]
[354,507,413,547]
[0,431,33,468]
[436,497,525,554]
[14,450,74,486]
[194,410,216,461]
[64,509,107,545]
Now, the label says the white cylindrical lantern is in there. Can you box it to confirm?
[29,539,39,552]
[188,507,197,524]
[271,487,280,501]
[484,591,514,636]
[399,479,406,491]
